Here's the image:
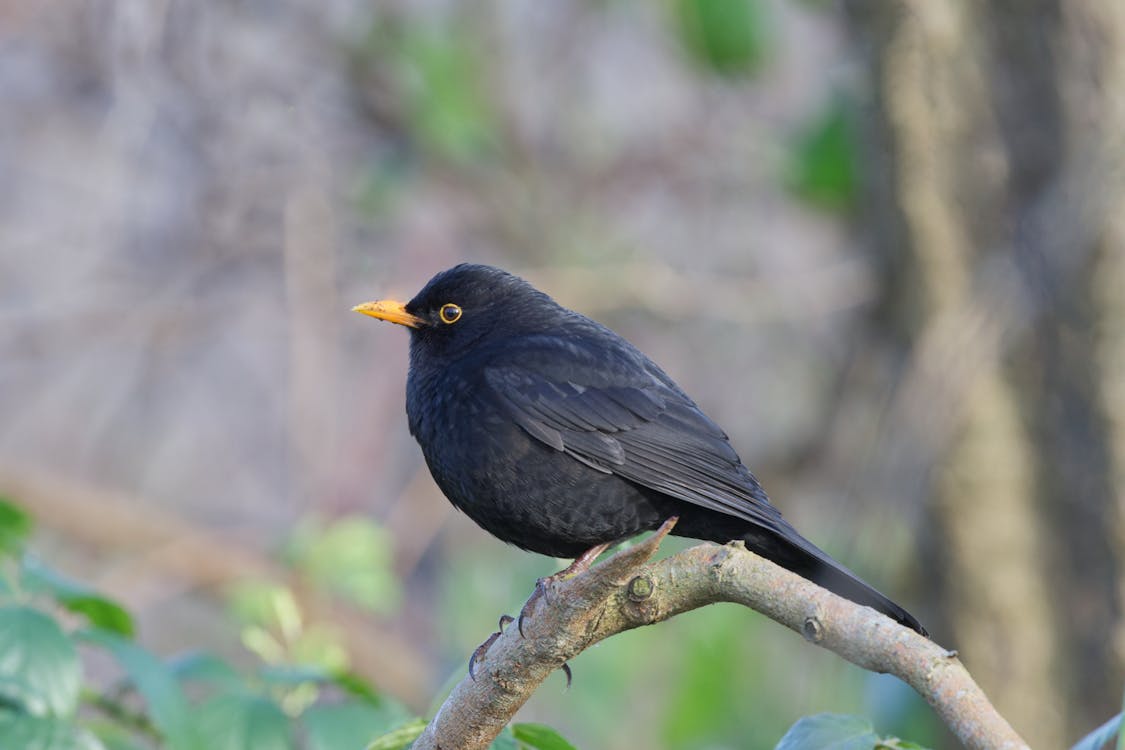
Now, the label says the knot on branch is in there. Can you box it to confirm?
[623,573,661,624]
[627,575,654,601]
[802,615,825,643]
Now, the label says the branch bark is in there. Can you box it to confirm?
[414,520,1029,750]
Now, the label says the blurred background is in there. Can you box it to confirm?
[2,0,1123,747]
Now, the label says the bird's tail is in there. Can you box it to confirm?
[751,527,927,637]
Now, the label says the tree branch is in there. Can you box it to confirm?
[413,519,1030,750]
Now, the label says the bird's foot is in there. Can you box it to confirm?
[517,542,611,637]
[466,613,574,687]
[468,614,515,681]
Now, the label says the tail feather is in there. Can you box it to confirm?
[755,530,928,637]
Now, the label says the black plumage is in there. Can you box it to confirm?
[354,263,926,636]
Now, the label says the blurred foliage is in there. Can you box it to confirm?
[675,0,771,76]
[356,15,499,165]
[22,558,135,638]
[226,513,402,701]
[0,499,32,558]
[786,96,860,213]
[775,714,929,749]
[0,500,584,749]
[0,502,409,750]
[227,580,354,700]
[1069,700,1123,750]
[286,516,401,615]
[367,718,577,750]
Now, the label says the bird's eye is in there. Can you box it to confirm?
[439,303,462,324]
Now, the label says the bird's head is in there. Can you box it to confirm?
[353,263,559,360]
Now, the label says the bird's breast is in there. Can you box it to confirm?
[404,366,666,557]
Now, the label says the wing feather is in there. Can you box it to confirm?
[482,339,783,529]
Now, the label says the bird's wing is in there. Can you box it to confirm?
[482,335,784,529]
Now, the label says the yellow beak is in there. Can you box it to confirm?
[351,299,426,329]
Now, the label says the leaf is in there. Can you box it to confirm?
[77,629,199,750]
[511,722,579,750]
[786,96,860,213]
[1071,712,1122,750]
[676,0,769,76]
[196,692,293,750]
[258,663,334,686]
[776,714,880,750]
[227,582,302,636]
[0,605,81,716]
[302,702,398,750]
[87,722,151,750]
[0,499,33,558]
[490,726,517,750]
[23,560,134,637]
[168,652,243,690]
[331,669,384,705]
[288,517,401,614]
[257,663,389,708]
[285,623,349,673]
[0,711,106,750]
[366,717,427,750]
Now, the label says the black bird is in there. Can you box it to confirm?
[354,263,926,636]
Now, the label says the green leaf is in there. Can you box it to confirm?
[0,499,32,558]
[331,669,384,705]
[786,97,860,213]
[227,581,301,635]
[303,703,397,750]
[0,711,105,750]
[490,726,517,750]
[0,605,81,716]
[1071,712,1122,750]
[87,722,150,750]
[676,0,769,76]
[23,560,134,637]
[258,663,334,686]
[367,717,427,750]
[288,517,400,614]
[512,722,579,750]
[257,663,389,708]
[77,629,199,750]
[776,714,880,750]
[197,692,293,750]
[168,652,243,690]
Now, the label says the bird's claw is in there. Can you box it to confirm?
[467,611,574,687]
[517,542,611,637]
[517,576,551,637]
[468,614,516,681]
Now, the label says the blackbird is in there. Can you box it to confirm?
[354,263,926,636]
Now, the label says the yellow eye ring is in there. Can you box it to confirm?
[439,303,462,324]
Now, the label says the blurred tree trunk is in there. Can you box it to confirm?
[847,0,1125,744]
[1080,0,1125,716]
